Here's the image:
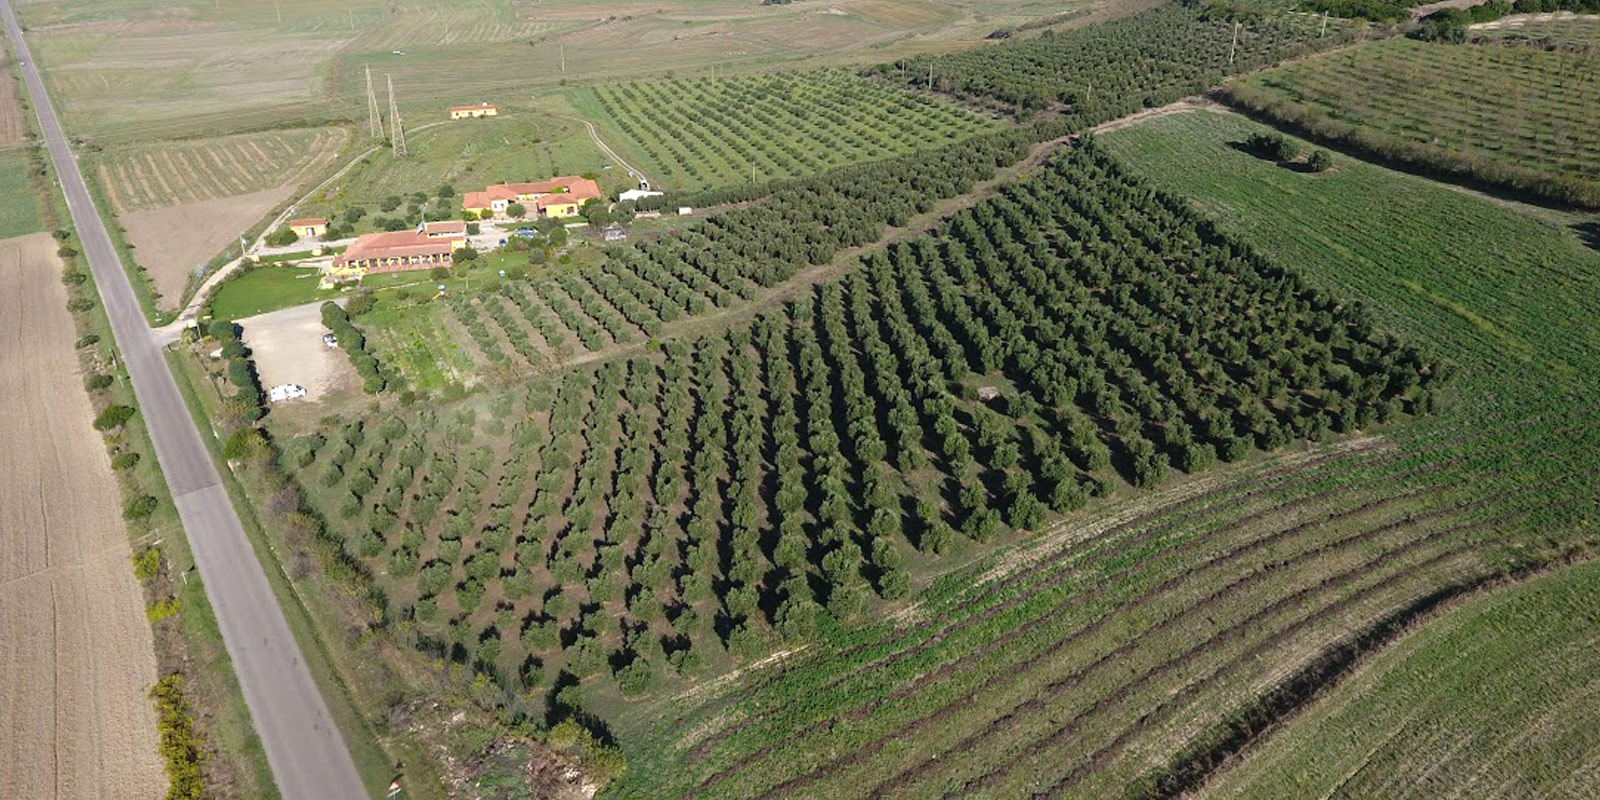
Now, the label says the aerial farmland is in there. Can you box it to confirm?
[3,0,1598,798]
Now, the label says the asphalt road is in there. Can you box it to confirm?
[0,2,369,797]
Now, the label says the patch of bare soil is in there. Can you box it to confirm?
[122,184,294,309]
[0,232,166,799]
[238,297,358,402]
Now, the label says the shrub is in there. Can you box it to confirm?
[75,334,100,348]
[112,451,141,470]
[345,290,376,316]
[66,297,95,312]
[222,429,267,460]
[94,405,136,430]
[1308,149,1334,172]
[265,226,298,247]
[148,675,204,800]
[147,597,180,622]
[84,373,114,391]
[123,494,159,519]
[132,546,162,581]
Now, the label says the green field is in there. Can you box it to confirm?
[582,110,1600,798]
[93,127,348,211]
[1201,559,1600,798]
[0,149,45,239]
[1225,36,1600,206]
[296,111,628,219]
[207,266,335,320]
[1471,11,1600,47]
[575,71,1000,191]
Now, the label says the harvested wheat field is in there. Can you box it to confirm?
[124,184,297,310]
[0,232,165,799]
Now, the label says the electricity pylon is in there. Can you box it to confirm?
[387,74,407,157]
[365,65,383,141]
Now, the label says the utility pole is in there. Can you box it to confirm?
[1228,20,1241,67]
[1320,11,1329,37]
[365,65,384,141]
[560,43,566,74]
[388,74,407,157]
[927,62,934,92]
[275,1,282,24]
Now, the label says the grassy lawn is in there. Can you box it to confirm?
[208,266,337,320]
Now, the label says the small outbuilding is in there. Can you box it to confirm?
[450,103,499,120]
[289,217,328,239]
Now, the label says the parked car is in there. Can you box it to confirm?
[322,333,338,348]
[268,384,308,403]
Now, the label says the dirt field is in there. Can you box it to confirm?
[123,184,295,309]
[239,298,356,402]
[0,232,165,799]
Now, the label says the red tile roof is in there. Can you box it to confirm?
[289,217,327,227]
[462,176,602,210]
[451,103,497,112]
[334,229,460,268]
[423,220,466,235]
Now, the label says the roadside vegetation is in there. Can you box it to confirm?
[1224,36,1600,207]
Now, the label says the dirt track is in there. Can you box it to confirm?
[0,232,165,798]
[123,184,295,309]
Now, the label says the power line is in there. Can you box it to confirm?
[365,65,383,141]
[387,74,407,157]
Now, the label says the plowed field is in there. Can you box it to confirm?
[0,232,165,799]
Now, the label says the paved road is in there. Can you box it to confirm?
[0,2,369,798]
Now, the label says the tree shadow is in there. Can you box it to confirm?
[1574,221,1600,254]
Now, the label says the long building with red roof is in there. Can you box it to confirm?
[462,175,602,219]
[327,224,466,280]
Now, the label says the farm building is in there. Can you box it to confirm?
[289,217,328,239]
[462,176,602,219]
[421,219,467,240]
[449,103,498,120]
[326,224,465,280]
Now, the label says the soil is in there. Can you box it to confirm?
[122,184,296,309]
[0,232,166,798]
[238,297,358,402]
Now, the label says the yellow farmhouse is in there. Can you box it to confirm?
[450,103,499,120]
[288,217,328,239]
[462,176,603,220]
